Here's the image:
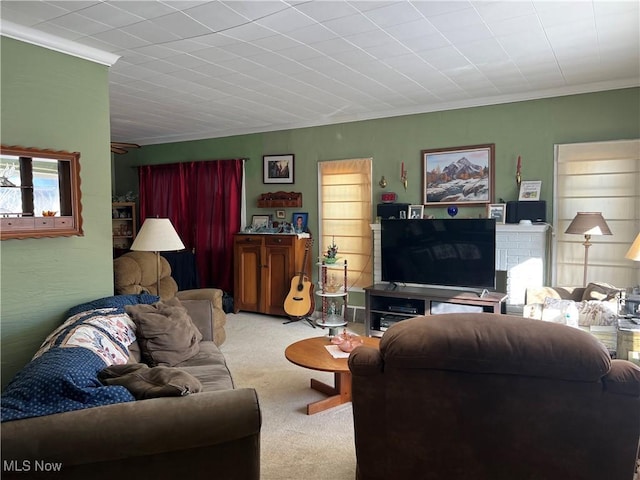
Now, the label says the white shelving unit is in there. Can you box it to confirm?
[315,259,348,334]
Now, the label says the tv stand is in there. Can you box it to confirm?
[365,284,507,338]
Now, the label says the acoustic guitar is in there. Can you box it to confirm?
[284,239,315,318]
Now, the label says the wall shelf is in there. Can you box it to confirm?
[257,191,302,208]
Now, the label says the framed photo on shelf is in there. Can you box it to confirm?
[408,204,424,219]
[292,212,308,233]
[519,180,542,201]
[487,203,506,224]
[275,209,286,219]
[263,154,294,184]
[251,214,271,228]
[422,144,495,206]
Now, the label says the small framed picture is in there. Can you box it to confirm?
[263,154,294,184]
[487,203,506,224]
[275,209,286,219]
[408,204,424,219]
[519,180,542,201]
[292,212,308,233]
[252,214,271,228]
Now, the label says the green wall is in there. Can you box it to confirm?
[114,87,640,279]
[1,38,114,388]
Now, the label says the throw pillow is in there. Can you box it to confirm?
[577,300,619,326]
[541,298,579,327]
[125,298,203,367]
[582,282,621,302]
[99,363,202,399]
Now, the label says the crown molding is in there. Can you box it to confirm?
[1,20,120,66]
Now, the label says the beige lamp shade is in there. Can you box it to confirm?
[626,233,640,261]
[130,218,185,252]
[564,212,612,236]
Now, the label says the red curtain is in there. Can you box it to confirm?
[138,160,243,292]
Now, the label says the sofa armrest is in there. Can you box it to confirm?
[524,286,585,305]
[1,388,261,478]
[177,289,227,346]
[177,288,223,310]
[349,346,384,376]
[603,359,640,396]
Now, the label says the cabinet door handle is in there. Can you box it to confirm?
[276,238,281,243]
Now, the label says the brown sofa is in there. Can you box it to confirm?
[1,298,261,480]
[114,251,226,345]
[348,313,640,480]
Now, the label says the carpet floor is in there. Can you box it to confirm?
[219,311,365,480]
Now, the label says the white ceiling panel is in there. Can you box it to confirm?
[0,0,636,145]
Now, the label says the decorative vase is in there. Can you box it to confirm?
[324,256,338,264]
[447,205,458,218]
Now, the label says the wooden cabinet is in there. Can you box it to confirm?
[234,233,311,316]
[112,202,136,252]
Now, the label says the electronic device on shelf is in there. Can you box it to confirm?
[387,305,418,314]
[380,218,496,290]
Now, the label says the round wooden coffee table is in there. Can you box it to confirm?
[285,335,380,415]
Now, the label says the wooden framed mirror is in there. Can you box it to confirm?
[1,145,83,240]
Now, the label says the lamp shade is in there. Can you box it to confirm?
[565,212,612,236]
[130,218,185,252]
[626,233,640,261]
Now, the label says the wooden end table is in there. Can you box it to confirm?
[285,336,380,415]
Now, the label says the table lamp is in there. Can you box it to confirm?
[130,218,185,297]
[564,212,612,286]
[625,233,640,261]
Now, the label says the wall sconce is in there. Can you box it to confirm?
[379,176,387,188]
[401,162,407,191]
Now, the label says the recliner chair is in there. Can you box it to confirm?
[114,251,226,345]
[349,313,640,480]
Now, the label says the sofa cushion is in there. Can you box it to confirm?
[99,363,202,399]
[125,298,203,367]
[177,341,235,392]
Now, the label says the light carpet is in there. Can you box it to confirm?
[219,311,365,480]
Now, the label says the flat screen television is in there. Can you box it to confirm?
[381,218,496,290]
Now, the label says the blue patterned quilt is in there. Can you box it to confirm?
[1,294,159,423]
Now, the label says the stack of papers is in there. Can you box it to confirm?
[324,345,350,359]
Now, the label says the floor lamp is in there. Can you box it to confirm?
[565,212,612,287]
[130,218,185,297]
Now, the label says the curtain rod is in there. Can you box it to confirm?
[129,157,249,168]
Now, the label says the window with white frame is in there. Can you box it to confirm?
[318,158,372,290]
[554,139,640,288]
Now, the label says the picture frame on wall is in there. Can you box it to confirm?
[422,144,495,206]
[408,204,424,219]
[263,154,294,184]
[518,180,542,201]
[292,212,308,233]
[487,203,506,224]
[275,209,286,219]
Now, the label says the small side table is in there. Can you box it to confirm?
[617,317,640,365]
